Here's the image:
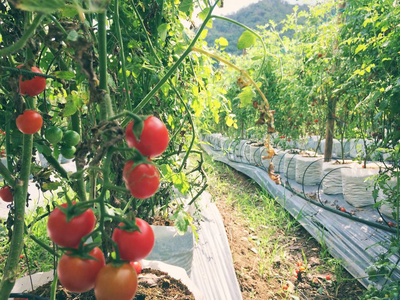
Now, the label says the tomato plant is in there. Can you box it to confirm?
[125,116,169,157]
[94,263,138,300]
[16,110,43,135]
[0,186,13,203]
[17,65,46,97]
[57,247,105,293]
[123,160,160,199]
[47,203,96,248]
[112,218,155,262]
[0,0,211,298]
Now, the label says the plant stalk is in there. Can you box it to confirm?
[0,134,33,298]
[0,14,45,57]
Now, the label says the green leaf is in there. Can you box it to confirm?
[237,31,256,50]
[157,23,170,42]
[63,100,77,117]
[42,181,62,191]
[198,8,210,21]
[216,37,229,48]
[52,71,75,80]
[238,86,253,107]
[16,0,65,13]
[172,172,190,195]
[198,8,212,28]
[354,44,367,54]
[172,209,190,235]
[67,30,78,42]
[179,0,193,16]
[159,164,173,177]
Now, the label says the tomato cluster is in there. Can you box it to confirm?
[44,127,80,159]
[47,202,154,298]
[124,116,169,199]
[41,116,169,298]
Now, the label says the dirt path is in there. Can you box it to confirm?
[206,159,365,299]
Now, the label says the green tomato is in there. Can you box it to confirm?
[45,126,63,144]
[63,130,80,147]
[60,145,76,159]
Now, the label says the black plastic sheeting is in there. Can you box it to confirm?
[201,140,400,289]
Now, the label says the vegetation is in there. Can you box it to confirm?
[198,0,400,298]
[0,0,398,298]
[205,0,309,54]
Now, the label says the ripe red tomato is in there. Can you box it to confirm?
[16,110,43,134]
[0,186,13,203]
[112,218,155,262]
[130,261,142,275]
[57,247,105,293]
[47,202,96,248]
[17,65,47,97]
[123,160,160,199]
[125,116,169,157]
[94,263,138,300]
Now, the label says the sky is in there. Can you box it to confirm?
[212,0,317,16]
[212,0,262,16]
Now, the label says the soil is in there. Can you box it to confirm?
[25,268,194,300]
[209,163,365,300]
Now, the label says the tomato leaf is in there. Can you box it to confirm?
[16,0,65,13]
[63,100,77,117]
[66,30,79,41]
[53,71,75,80]
[238,86,254,107]
[237,31,257,50]
[42,181,62,191]
[179,0,193,16]
[157,23,170,42]
[171,209,190,235]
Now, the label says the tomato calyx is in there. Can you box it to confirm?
[62,243,102,261]
[56,200,95,223]
[116,218,141,233]
[130,115,146,142]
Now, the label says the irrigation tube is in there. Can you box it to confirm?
[301,157,324,198]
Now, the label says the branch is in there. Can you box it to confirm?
[0,14,45,57]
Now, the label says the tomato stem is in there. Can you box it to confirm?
[71,112,87,202]
[114,0,132,111]
[131,1,219,115]
[98,11,114,120]
[0,133,33,298]
[0,161,15,187]
[0,14,45,57]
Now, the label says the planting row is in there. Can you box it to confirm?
[203,134,397,222]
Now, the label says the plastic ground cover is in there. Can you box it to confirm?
[190,191,243,300]
[201,140,399,289]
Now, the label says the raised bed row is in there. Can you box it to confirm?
[205,133,387,160]
[203,134,396,219]
[202,134,399,289]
